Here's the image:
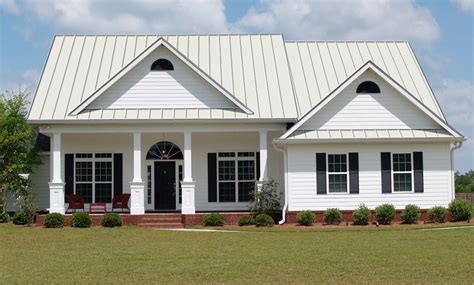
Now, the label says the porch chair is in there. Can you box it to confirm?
[66,194,85,213]
[112,194,131,213]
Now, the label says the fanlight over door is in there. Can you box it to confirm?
[146,141,183,160]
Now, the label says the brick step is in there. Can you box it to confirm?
[141,216,182,222]
[138,222,184,228]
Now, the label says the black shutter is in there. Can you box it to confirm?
[113,153,123,197]
[256,152,260,180]
[208,153,217,202]
[349,153,359,194]
[316,153,327,195]
[381,152,392,194]
[64,153,74,202]
[413,152,424,193]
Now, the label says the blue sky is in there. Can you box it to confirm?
[0,0,472,171]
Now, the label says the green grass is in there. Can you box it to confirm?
[1,225,473,284]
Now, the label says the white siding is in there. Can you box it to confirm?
[287,142,452,211]
[88,46,236,109]
[301,70,440,130]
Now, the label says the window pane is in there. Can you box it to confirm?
[95,183,112,203]
[95,153,112,158]
[237,152,255,157]
[147,165,152,204]
[219,182,236,202]
[75,153,93,158]
[178,165,183,204]
[238,160,255,180]
[238,182,254,202]
[328,174,347,193]
[394,173,412,192]
[95,161,112,182]
[218,152,235,157]
[76,183,92,203]
[218,160,235,180]
[393,153,411,172]
[75,161,92,182]
[328,154,347,173]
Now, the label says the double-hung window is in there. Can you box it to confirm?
[327,154,348,193]
[75,153,113,203]
[217,152,256,202]
[392,153,412,192]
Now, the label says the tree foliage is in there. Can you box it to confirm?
[249,179,281,215]
[0,89,41,212]
[455,171,474,193]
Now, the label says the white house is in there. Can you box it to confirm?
[26,34,464,224]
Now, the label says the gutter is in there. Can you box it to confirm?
[273,142,288,225]
[450,141,463,201]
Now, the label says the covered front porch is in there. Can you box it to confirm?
[42,123,285,215]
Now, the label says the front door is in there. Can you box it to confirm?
[154,161,176,210]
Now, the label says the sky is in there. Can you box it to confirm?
[0,0,472,171]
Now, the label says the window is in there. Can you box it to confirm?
[327,154,348,193]
[147,165,152,204]
[217,152,256,202]
[356,81,380,93]
[151,58,174,71]
[74,153,113,203]
[146,141,183,160]
[178,165,183,204]
[392,153,413,192]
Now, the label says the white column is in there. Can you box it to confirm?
[130,132,145,215]
[48,133,65,214]
[181,131,196,214]
[257,130,268,192]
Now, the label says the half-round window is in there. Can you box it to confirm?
[146,141,183,160]
[356,81,380,93]
[151,59,174,71]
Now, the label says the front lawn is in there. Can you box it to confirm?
[0,225,473,284]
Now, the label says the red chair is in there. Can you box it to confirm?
[66,194,85,213]
[112,194,131,213]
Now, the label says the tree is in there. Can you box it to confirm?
[455,170,474,193]
[0,89,41,213]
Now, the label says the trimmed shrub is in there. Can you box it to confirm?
[428,206,447,223]
[448,199,473,221]
[352,204,371,225]
[44,213,65,228]
[12,211,29,225]
[296,210,315,226]
[203,213,225,227]
[375,204,396,225]
[324,208,342,225]
[0,213,10,223]
[255,214,274,227]
[101,213,122,228]
[238,215,254,226]
[71,212,92,228]
[400,204,421,224]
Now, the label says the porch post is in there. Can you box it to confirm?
[130,132,145,215]
[181,131,196,214]
[48,133,65,214]
[257,130,268,191]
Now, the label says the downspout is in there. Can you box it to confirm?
[274,142,288,224]
[450,141,463,201]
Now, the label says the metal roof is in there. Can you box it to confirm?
[28,35,446,122]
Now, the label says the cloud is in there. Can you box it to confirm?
[451,0,474,13]
[234,0,440,46]
[0,68,40,95]
[0,0,19,14]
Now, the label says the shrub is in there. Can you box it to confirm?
[203,213,225,227]
[375,204,395,225]
[255,214,274,227]
[296,210,315,226]
[400,204,421,224]
[324,208,342,225]
[44,213,65,228]
[448,199,473,221]
[12,211,29,225]
[101,213,122,228]
[71,212,92,228]
[238,215,254,226]
[428,206,447,223]
[249,179,281,215]
[352,204,371,225]
[0,212,10,223]
[18,190,36,226]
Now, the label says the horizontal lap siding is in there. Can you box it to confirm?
[287,143,451,211]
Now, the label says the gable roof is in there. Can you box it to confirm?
[70,37,253,116]
[280,61,463,140]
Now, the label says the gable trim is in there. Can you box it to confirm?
[279,61,463,140]
[69,37,253,116]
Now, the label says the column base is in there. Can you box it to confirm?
[181,181,196,214]
[130,181,145,215]
[48,182,65,214]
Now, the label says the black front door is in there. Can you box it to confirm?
[154,161,176,210]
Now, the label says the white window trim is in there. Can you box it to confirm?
[326,153,349,194]
[216,151,257,203]
[73,153,114,204]
[391,153,414,193]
